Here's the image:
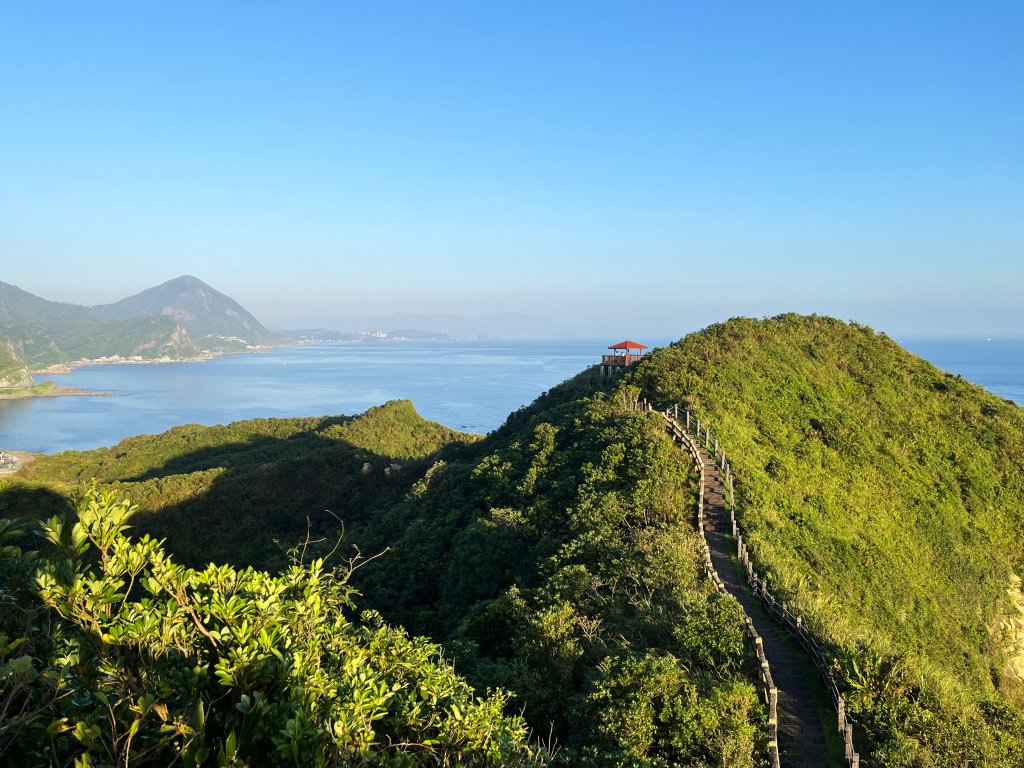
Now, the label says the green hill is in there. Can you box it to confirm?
[0,281,199,367]
[5,315,1024,765]
[0,277,276,370]
[6,400,481,569]
[632,314,1024,766]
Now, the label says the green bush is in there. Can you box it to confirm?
[1,486,545,766]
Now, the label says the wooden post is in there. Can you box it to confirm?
[686,410,690,430]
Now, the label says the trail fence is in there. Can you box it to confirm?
[636,398,860,768]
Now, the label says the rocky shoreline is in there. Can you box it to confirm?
[0,449,32,475]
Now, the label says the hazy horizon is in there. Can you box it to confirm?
[2,3,1021,338]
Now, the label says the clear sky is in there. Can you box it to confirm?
[1,1,1021,337]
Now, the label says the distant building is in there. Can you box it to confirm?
[600,340,648,375]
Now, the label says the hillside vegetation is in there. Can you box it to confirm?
[0,488,543,766]
[7,316,1022,765]
[350,376,765,766]
[633,314,1024,766]
[3,378,769,766]
[6,401,479,569]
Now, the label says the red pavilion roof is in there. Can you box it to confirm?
[608,340,648,350]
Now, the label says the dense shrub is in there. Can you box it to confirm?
[0,486,545,766]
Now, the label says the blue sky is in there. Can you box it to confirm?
[1,2,1021,337]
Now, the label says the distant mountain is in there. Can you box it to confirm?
[323,312,585,339]
[0,281,93,328]
[0,282,196,369]
[0,277,273,372]
[287,328,452,342]
[95,276,277,346]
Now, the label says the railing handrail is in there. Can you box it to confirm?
[635,398,781,768]
[648,399,860,768]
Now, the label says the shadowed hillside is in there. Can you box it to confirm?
[6,400,479,569]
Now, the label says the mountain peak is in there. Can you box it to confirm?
[95,277,276,346]
[167,275,205,288]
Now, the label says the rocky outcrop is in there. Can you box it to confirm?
[0,336,32,389]
[998,574,1024,682]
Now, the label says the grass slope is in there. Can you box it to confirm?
[633,314,1024,766]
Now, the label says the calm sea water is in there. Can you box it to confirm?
[1,338,1020,455]
[0,340,615,453]
[900,338,1024,405]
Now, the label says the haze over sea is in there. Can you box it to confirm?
[1,337,1021,455]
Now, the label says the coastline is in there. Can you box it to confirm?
[5,346,274,401]
[0,385,114,400]
[32,345,273,376]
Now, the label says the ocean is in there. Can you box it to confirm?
[0,337,1020,454]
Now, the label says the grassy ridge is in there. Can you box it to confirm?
[633,314,1024,766]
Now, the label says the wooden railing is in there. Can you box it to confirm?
[601,353,643,367]
[637,398,781,768]
[640,398,861,768]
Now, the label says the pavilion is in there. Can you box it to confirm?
[600,340,648,376]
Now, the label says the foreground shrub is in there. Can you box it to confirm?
[1,486,545,766]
